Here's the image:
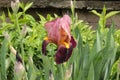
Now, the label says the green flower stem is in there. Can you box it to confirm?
[15,13,25,65]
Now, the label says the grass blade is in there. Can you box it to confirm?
[87,63,94,80]
[0,38,8,80]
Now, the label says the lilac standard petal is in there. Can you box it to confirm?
[42,40,49,55]
[44,15,71,44]
[45,18,61,43]
[70,36,77,48]
[60,15,71,39]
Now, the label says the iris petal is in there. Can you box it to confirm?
[65,44,73,61]
[55,45,67,64]
[55,44,74,64]
[42,15,77,64]
[45,15,71,43]
[42,40,49,55]
[70,36,77,48]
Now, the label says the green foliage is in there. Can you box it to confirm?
[0,38,8,80]
[114,30,120,47]
[91,6,120,42]
[0,1,119,80]
[91,6,120,80]
[91,6,120,29]
[69,23,116,80]
[73,19,95,46]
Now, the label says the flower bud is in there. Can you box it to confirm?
[64,64,73,80]
[49,70,54,80]
[14,60,25,80]
[11,0,20,13]
[21,25,27,37]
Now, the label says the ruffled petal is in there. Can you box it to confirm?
[55,44,74,64]
[44,15,71,44]
[55,45,67,64]
[70,36,77,48]
[42,40,49,55]
[60,15,71,39]
[64,44,74,61]
[45,18,61,43]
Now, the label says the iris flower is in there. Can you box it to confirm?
[42,15,76,64]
